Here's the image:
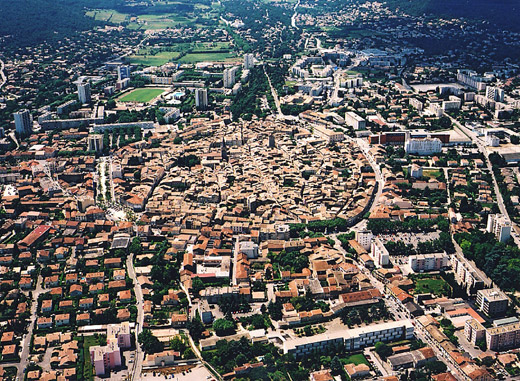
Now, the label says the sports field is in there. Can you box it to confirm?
[119,88,165,103]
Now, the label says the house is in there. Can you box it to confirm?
[344,363,371,379]
[309,369,334,381]
[55,314,70,327]
[37,317,53,329]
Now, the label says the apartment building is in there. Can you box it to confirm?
[283,320,414,358]
[371,237,389,267]
[476,288,509,317]
[486,214,511,243]
[408,253,449,273]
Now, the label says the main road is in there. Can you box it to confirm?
[17,275,44,380]
[0,59,6,90]
[127,254,145,381]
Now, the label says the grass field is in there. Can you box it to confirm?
[340,353,370,366]
[178,52,237,64]
[128,42,235,66]
[127,51,181,66]
[119,88,165,103]
[423,169,442,179]
[414,277,450,296]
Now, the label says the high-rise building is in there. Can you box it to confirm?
[486,86,504,102]
[117,65,131,81]
[486,214,511,243]
[195,88,208,110]
[78,82,92,104]
[244,53,254,69]
[404,138,442,155]
[88,134,104,152]
[223,67,238,88]
[14,109,32,137]
[476,288,509,317]
[355,230,373,251]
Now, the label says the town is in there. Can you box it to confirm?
[1,0,520,380]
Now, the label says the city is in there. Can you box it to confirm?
[0,0,520,380]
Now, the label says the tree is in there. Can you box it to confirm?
[213,318,235,336]
[187,317,205,342]
[192,277,205,297]
[375,341,392,360]
[129,237,142,255]
[138,329,163,354]
[330,356,342,375]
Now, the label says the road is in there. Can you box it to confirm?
[451,116,520,247]
[291,0,300,29]
[354,137,384,215]
[127,254,145,381]
[17,274,43,380]
[263,65,283,117]
[0,59,6,90]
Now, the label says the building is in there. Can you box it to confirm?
[117,65,131,81]
[107,322,132,349]
[14,109,32,137]
[223,67,238,88]
[457,69,491,91]
[195,88,208,110]
[345,112,366,130]
[486,214,511,243]
[355,230,373,251]
[244,53,254,70]
[88,134,104,152]
[239,241,259,259]
[452,254,488,295]
[486,86,504,102]
[408,164,423,179]
[371,237,389,267]
[313,124,344,143]
[464,319,486,345]
[90,339,121,376]
[408,253,449,272]
[476,288,508,317]
[486,322,520,351]
[78,82,92,104]
[283,320,414,358]
[405,138,442,155]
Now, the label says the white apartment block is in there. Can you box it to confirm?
[371,237,389,267]
[404,138,442,155]
[408,253,449,272]
[345,112,366,130]
[283,320,414,358]
[355,230,373,251]
[486,214,511,243]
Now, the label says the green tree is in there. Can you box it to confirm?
[138,329,163,354]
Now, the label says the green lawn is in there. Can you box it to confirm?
[119,88,165,103]
[414,277,450,296]
[127,51,181,66]
[423,169,442,179]
[341,353,370,366]
[82,335,102,381]
[177,52,237,64]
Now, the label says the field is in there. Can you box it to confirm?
[119,88,165,103]
[177,52,237,64]
[413,277,450,296]
[127,42,237,66]
[127,51,182,66]
[423,169,443,179]
[340,353,370,366]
